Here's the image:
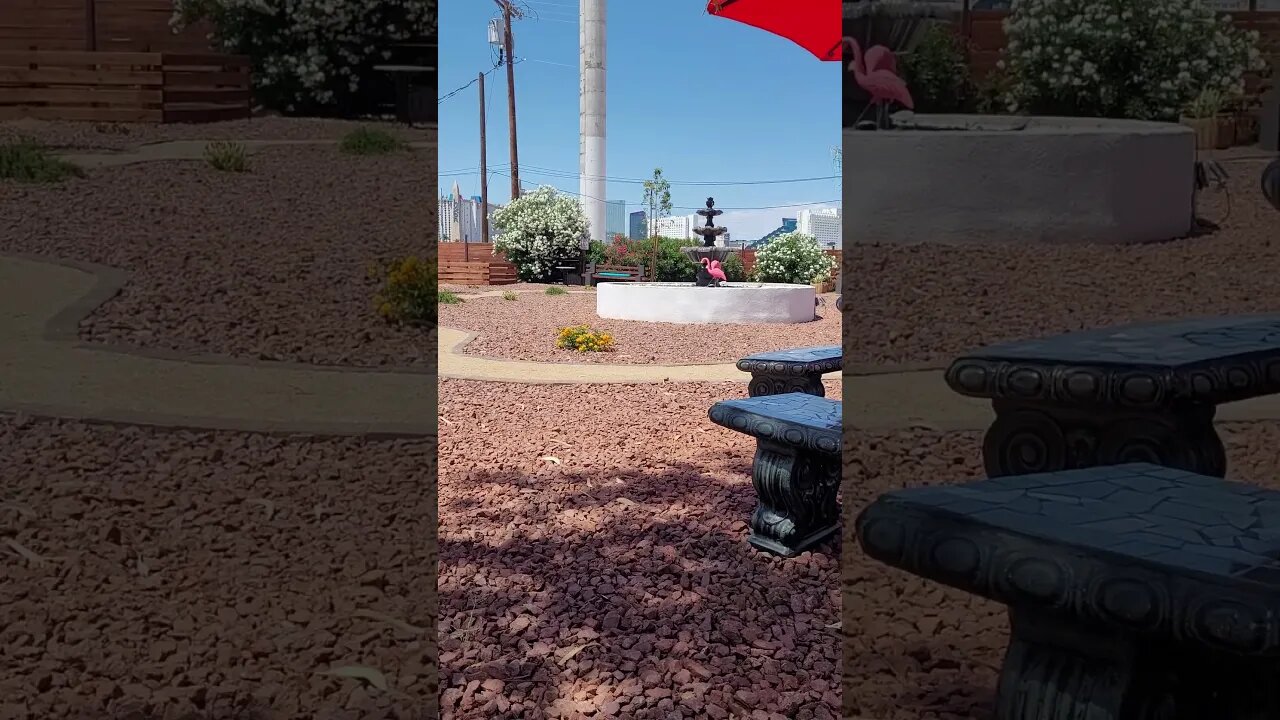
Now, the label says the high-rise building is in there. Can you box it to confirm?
[438,193,499,242]
[604,200,626,240]
[752,218,797,248]
[654,214,696,240]
[628,210,647,239]
[797,207,841,249]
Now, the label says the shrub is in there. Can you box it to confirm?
[556,325,614,353]
[586,239,609,265]
[340,127,406,155]
[544,286,568,296]
[171,0,437,114]
[203,141,249,172]
[438,290,462,305]
[999,0,1265,120]
[751,232,835,285]
[902,23,971,113]
[721,253,746,282]
[374,256,437,326]
[492,186,589,282]
[605,235,697,281]
[0,140,83,183]
[502,290,518,301]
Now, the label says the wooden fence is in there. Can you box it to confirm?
[0,50,250,123]
[0,0,215,53]
[437,243,843,286]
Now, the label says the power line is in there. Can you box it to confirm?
[440,163,838,186]
[490,170,838,211]
[517,163,839,186]
[438,62,508,104]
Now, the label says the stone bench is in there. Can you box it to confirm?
[709,392,841,557]
[945,314,1280,478]
[737,345,842,398]
[856,462,1280,720]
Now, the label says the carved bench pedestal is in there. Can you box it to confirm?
[710,393,841,557]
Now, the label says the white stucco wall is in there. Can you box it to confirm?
[844,115,1196,245]
[596,282,816,324]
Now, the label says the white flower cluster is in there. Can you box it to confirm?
[171,0,437,111]
[492,186,591,282]
[752,232,835,285]
[999,0,1265,120]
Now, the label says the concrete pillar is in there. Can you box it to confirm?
[580,0,606,247]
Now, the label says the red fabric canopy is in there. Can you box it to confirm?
[706,0,842,61]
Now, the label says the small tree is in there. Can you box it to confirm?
[492,186,589,282]
[752,232,835,284]
[641,168,672,277]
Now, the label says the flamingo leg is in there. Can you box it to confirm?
[853,101,875,127]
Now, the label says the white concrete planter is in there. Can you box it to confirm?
[596,282,816,324]
[844,114,1196,245]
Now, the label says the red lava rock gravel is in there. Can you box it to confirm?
[841,422,1280,720]
[438,378,842,719]
[0,144,435,368]
[1,117,432,151]
[439,290,840,365]
[843,159,1280,367]
[0,413,436,720]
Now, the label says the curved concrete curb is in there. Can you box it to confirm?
[0,254,435,437]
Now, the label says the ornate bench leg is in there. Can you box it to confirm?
[982,401,1226,478]
[748,372,825,398]
[747,439,839,557]
[997,609,1278,720]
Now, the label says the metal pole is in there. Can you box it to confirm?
[476,71,489,262]
[497,0,520,199]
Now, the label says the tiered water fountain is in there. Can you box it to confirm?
[595,197,817,324]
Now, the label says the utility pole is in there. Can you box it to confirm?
[496,0,522,200]
[476,71,488,262]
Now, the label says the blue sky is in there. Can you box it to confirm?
[438,0,840,240]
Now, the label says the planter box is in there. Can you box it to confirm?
[1215,114,1237,149]
[1180,116,1217,151]
[813,281,835,294]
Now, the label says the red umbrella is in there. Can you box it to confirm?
[707,0,843,61]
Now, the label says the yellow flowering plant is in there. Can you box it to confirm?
[556,325,615,353]
[374,255,437,327]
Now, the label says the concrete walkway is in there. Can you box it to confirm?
[0,254,436,437]
[57,138,434,168]
[6,252,1280,436]
[438,290,1280,432]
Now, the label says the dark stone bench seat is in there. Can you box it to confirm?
[737,345,842,398]
[857,462,1280,720]
[710,392,841,557]
[945,314,1280,478]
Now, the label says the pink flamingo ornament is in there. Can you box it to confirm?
[707,259,728,284]
[843,37,913,129]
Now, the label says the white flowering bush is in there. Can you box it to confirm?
[999,0,1265,120]
[751,232,835,285]
[492,186,590,282]
[171,0,437,113]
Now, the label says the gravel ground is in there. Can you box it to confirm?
[439,290,840,365]
[438,378,842,719]
[0,413,436,720]
[0,144,436,368]
[844,158,1280,367]
[841,421,1280,720]
[1,117,433,151]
